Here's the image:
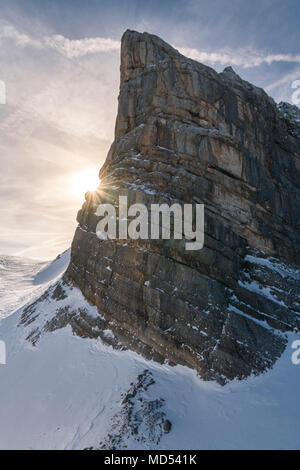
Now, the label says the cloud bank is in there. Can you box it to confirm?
[45,35,121,58]
[1,23,300,68]
[0,16,298,260]
[177,46,300,69]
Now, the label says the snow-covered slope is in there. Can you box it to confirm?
[0,251,299,450]
[0,255,45,319]
[0,250,70,319]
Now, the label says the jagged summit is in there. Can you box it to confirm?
[64,30,300,384]
[277,101,300,137]
[220,65,243,82]
[120,29,183,83]
[222,66,236,74]
[120,30,270,104]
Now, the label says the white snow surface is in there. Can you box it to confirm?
[0,250,70,319]
[0,251,299,450]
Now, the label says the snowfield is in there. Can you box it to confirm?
[0,250,299,450]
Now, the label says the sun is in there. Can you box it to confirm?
[71,167,100,199]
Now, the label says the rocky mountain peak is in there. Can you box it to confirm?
[65,31,300,384]
[221,65,240,78]
[120,29,181,83]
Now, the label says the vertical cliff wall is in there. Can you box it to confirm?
[65,30,300,383]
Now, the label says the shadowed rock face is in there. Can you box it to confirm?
[65,30,300,384]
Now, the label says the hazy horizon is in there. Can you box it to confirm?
[0,0,299,260]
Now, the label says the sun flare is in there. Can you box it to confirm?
[71,167,100,199]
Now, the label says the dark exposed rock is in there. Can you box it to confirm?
[51,283,68,301]
[99,370,167,449]
[162,419,172,433]
[64,30,300,384]
[19,280,122,350]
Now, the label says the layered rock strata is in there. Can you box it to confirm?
[65,30,300,383]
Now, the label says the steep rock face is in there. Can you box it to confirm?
[65,30,300,383]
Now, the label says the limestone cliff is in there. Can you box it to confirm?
[65,30,300,384]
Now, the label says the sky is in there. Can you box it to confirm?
[0,0,299,260]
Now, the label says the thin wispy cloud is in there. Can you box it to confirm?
[45,35,120,58]
[0,24,42,48]
[177,46,300,69]
[1,23,300,69]
[265,68,300,92]
[0,22,120,259]
[0,23,120,58]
